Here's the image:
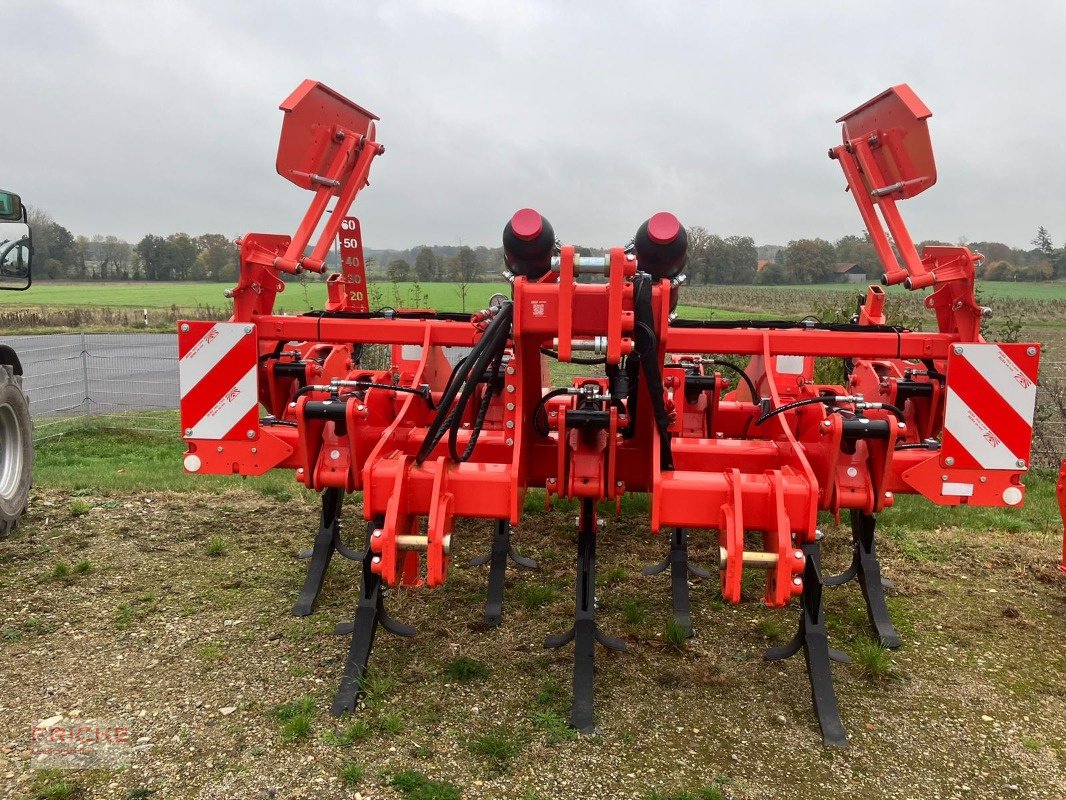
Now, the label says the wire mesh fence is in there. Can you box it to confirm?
[9,333,180,442]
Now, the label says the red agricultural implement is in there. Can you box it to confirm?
[178,80,1059,747]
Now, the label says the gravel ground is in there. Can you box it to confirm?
[1,489,1063,799]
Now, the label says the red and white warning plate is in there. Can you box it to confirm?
[942,343,1040,472]
[178,321,259,441]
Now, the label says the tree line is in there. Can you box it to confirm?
[24,206,1066,284]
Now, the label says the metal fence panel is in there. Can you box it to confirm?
[6,334,178,440]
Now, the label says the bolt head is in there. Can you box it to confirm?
[506,402,515,411]
[180,323,190,333]
[1016,459,1026,469]
[184,428,193,436]
[1026,346,1037,357]
[216,446,223,453]
[297,468,304,474]
[506,419,515,429]
[792,576,803,586]
[953,345,964,356]
[897,422,906,429]
[506,385,515,393]
[246,429,256,439]
[616,480,623,488]
[884,491,893,499]
[244,325,253,334]
[548,477,556,484]
[821,419,832,427]
[944,456,955,467]
[506,438,514,447]
[506,366,515,375]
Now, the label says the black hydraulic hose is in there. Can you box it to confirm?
[879,403,907,421]
[449,346,506,462]
[632,274,674,471]
[416,303,513,464]
[705,359,759,405]
[754,395,837,427]
[539,347,607,366]
[292,384,322,401]
[532,387,575,437]
[439,306,511,458]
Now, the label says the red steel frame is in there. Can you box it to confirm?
[181,82,1045,607]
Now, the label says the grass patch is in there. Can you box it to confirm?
[30,769,80,799]
[69,499,92,517]
[514,582,559,610]
[388,769,462,800]
[361,669,396,708]
[665,619,689,649]
[647,787,724,800]
[380,712,404,735]
[205,536,227,557]
[270,695,316,742]
[196,643,223,665]
[597,565,627,587]
[323,719,372,746]
[443,656,489,682]
[50,562,71,580]
[468,727,525,773]
[74,559,93,574]
[852,638,896,680]
[531,709,576,744]
[621,597,649,627]
[340,762,364,786]
[758,618,787,641]
[33,419,309,494]
[114,602,136,629]
[535,677,567,712]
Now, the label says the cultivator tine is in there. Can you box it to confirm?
[642,527,707,637]
[765,541,849,748]
[827,511,902,649]
[544,500,624,734]
[468,519,538,627]
[331,518,415,716]
[293,487,346,617]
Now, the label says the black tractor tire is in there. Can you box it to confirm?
[0,366,32,536]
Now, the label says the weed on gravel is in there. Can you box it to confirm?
[323,719,372,746]
[270,695,316,742]
[853,637,899,680]
[443,655,489,681]
[340,761,364,786]
[388,769,462,800]
[468,727,526,773]
[205,536,227,557]
[30,769,81,799]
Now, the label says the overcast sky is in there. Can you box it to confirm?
[5,1,1064,251]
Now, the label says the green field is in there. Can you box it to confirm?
[3,279,1064,311]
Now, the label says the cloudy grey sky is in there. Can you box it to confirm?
[5,1,1064,250]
